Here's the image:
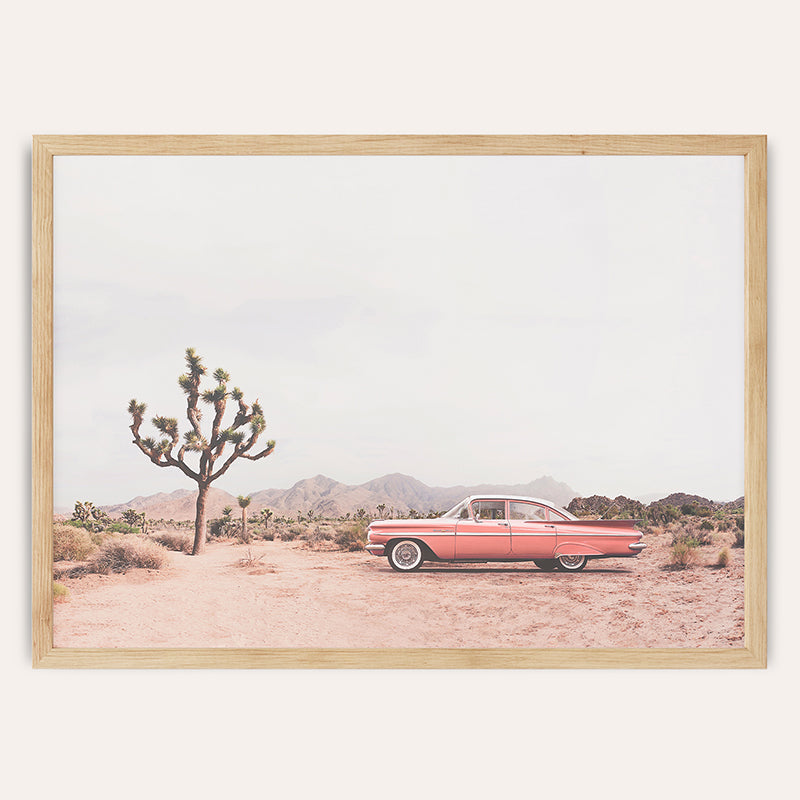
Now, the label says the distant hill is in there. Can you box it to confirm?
[102,487,240,520]
[567,492,745,520]
[99,473,579,521]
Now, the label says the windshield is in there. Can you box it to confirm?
[441,499,470,519]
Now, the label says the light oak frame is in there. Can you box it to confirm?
[32,135,767,668]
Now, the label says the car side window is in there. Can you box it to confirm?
[509,502,547,521]
[472,500,506,520]
[547,508,568,521]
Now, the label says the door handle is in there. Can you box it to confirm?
[544,524,556,529]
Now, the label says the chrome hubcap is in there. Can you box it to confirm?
[559,555,585,568]
[394,542,421,568]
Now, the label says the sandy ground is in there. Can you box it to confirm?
[53,532,744,649]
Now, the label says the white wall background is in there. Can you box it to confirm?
[2,2,796,799]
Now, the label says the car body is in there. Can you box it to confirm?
[366,495,645,572]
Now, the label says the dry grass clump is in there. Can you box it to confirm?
[301,525,336,548]
[151,530,193,553]
[53,523,98,561]
[53,581,69,602]
[235,549,275,574]
[669,541,699,569]
[87,537,168,574]
[278,524,303,541]
[237,549,265,567]
[717,548,730,568]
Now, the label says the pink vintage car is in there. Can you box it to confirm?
[366,495,645,572]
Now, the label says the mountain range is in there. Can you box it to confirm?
[100,473,579,521]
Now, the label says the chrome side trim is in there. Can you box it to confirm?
[555,532,643,537]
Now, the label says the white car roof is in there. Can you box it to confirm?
[467,495,565,511]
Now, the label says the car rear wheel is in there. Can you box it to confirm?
[388,540,424,572]
[533,559,558,571]
[556,554,588,572]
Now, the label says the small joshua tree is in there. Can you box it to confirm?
[260,508,273,529]
[376,503,386,519]
[128,348,275,555]
[237,495,252,543]
[121,508,147,533]
[72,501,95,522]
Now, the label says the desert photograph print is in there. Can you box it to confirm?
[34,137,764,666]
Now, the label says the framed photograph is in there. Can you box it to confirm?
[32,135,766,668]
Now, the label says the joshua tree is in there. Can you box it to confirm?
[376,503,386,519]
[128,348,275,555]
[260,508,273,529]
[72,501,94,522]
[121,508,147,533]
[237,494,252,543]
[222,506,233,518]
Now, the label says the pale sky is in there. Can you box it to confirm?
[53,155,744,508]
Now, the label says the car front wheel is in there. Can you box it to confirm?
[556,554,588,572]
[534,559,558,572]
[388,540,424,572]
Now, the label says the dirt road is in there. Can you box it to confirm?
[53,534,744,649]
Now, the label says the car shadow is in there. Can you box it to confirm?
[414,566,635,575]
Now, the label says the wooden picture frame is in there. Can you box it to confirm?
[32,135,767,668]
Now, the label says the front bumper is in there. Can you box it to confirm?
[365,543,385,557]
[628,542,647,552]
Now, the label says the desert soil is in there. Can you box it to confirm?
[53,530,744,649]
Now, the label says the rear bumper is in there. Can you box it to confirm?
[628,542,646,552]
[365,543,385,557]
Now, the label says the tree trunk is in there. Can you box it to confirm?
[241,507,248,542]
[192,483,209,555]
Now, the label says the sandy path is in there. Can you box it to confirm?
[53,534,744,649]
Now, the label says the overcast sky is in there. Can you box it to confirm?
[53,154,744,507]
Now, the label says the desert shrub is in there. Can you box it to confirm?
[733,528,745,548]
[151,531,193,553]
[335,522,368,552]
[87,537,168,574]
[53,581,69,601]
[717,548,730,567]
[258,529,274,541]
[647,504,680,525]
[680,503,712,518]
[279,528,300,541]
[107,521,140,535]
[672,521,713,547]
[670,541,698,569]
[700,519,715,531]
[237,526,252,545]
[735,516,745,530]
[717,518,732,531]
[208,517,239,538]
[302,525,335,547]
[67,518,107,534]
[53,523,97,561]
